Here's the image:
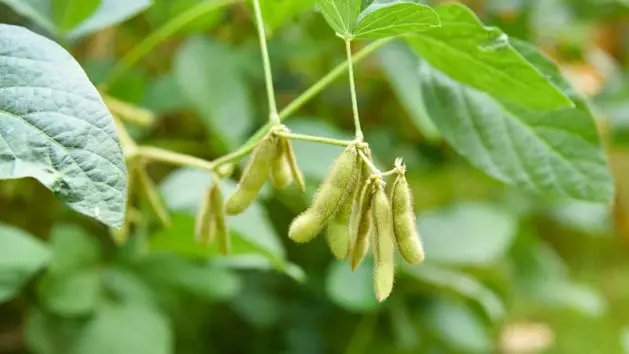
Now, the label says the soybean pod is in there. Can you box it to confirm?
[210,184,230,254]
[349,177,374,270]
[372,186,395,303]
[270,137,293,190]
[391,173,424,264]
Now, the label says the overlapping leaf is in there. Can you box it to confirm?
[352,0,440,39]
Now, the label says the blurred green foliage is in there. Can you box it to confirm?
[2,0,629,353]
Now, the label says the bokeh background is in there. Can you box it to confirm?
[2,0,629,353]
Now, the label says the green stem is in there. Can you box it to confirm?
[137,146,215,171]
[358,150,379,174]
[345,37,363,141]
[276,132,353,147]
[251,0,279,125]
[101,0,240,90]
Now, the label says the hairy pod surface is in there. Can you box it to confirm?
[225,134,277,215]
[210,184,230,254]
[284,138,306,192]
[288,144,359,243]
[372,187,395,302]
[270,137,293,189]
[350,178,375,270]
[195,187,215,245]
[325,187,354,260]
[353,147,372,206]
[391,174,424,264]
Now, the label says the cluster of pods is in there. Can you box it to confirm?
[194,125,425,302]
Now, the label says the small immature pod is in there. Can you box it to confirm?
[391,173,424,264]
[270,137,293,190]
[283,138,306,192]
[325,190,354,260]
[136,165,172,228]
[225,134,277,215]
[210,184,230,254]
[372,187,395,302]
[288,144,358,243]
[349,178,375,270]
[195,187,215,245]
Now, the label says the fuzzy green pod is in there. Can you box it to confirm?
[270,137,293,189]
[353,147,372,205]
[350,178,374,270]
[195,187,215,245]
[372,187,395,302]
[289,145,358,243]
[225,134,277,215]
[210,184,230,254]
[391,174,424,264]
[284,138,306,192]
[136,165,172,228]
[325,190,354,260]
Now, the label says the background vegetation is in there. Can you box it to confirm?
[2,0,629,353]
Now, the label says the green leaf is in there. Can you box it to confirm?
[418,38,614,202]
[132,254,241,301]
[142,74,187,116]
[418,202,517,265]
[52,0,101,32]
[66,0,152,39]
[72,302,172,354]
[48,224,101,274]
[174,36,253,149]
[377,41,440,141]
[407,3,573,111]
[325,260,380,312]
[260,0,315,32]
[37,269,102,316]
[0,25,128,227]
[402,263,504,322]
[315,0,361,35]
[352,0,440,39]
[0,0,57,34]
[0,223,50,303]
[427,299,492,353]
[146,0,221,35]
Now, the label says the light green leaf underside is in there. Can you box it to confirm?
[353,1,440,39]
[0,24,127,227]
[67,0,152,39]
[0,223,50,303]
[417,37,613,202]
[316,0,361,35]
[408,3,573,111]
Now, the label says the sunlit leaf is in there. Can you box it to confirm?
[315,0,361,35]
[52,0,101,31]
[352,0,440,39]
[407,3,573,111]
[67,0,152,39]
[0,24,128,227]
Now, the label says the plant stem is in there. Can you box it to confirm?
[137,146,215,171]
[345,38,363,141]
[358,150,379,174]
[276,132,352,147]
[251,0,279,125]
[101,0,240,90]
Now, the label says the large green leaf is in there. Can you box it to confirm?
[352,0,440,39]
[407,3,572,111]
[37,269,102,316]
[0,223,50,303]
[174,36,253,149]
[427,299,492,353]
[315,0,361,35]
[417,202,517,265]
[260,0,315,32]
[377,41,440,141]
[52,0,101,32]
[418,38,614,202]
[66,0,152,39]
[0,25,128,227]
[0,0,56,34]
[48,224,101,274]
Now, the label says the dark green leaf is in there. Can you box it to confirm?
[66,0,152,39]
[407,3,573,111]
[418,38,614,202]
[48,224,101,274]
[174,36,253,149]
[52,0,101,31]
[352,0,440,39]
[0,0,56,34]
[0,25,128,227]
[146,0,221,34]
[259,0,315,32]
[0,223,50,303]
[325,260,380,312]
[315,0,361,35]
[377,41,440,141]
[418,202,517,265]
[37,269,101,316]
